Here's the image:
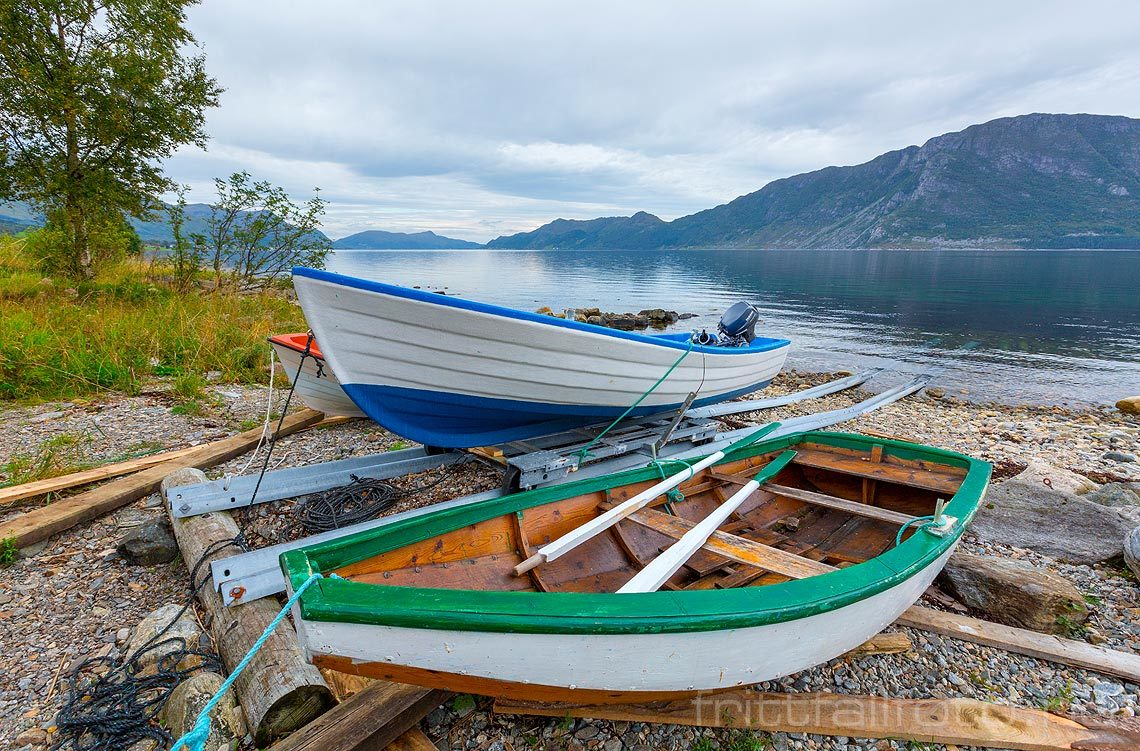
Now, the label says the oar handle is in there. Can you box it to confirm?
[514,553,544,576]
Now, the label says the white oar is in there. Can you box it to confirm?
[513,422,783,576]
[617,449,797,593]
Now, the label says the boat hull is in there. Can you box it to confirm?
[292,267,790,447]
[269,335,365,418]
[294,546,954,702]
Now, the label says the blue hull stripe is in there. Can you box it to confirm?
[342,381,773,448]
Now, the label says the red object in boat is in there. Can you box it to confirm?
[267,332,325,359]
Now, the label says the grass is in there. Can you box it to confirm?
[690,731,771,751]
[1041,680,1075,713]
[0,537,17,566]
[0,234,306,403]
[1,432,93,487]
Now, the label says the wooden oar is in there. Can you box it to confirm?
[513,422,783,576]
[617,450,797,593]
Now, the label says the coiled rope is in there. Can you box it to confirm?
[52,537,243,750]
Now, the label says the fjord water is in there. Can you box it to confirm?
[326,248,1140,407]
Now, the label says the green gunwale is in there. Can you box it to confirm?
[282,431,991,635]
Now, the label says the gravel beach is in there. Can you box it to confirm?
[2,371,1138,751]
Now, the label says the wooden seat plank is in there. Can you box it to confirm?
[765,483,915,525]
[623,508,836,580]
[790,448,964,494]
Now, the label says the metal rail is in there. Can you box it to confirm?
[168,447,464,518]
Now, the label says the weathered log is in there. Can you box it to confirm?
[164,468,334,746]
[161,671,245,749]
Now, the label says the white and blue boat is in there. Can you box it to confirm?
[291,267,791,448]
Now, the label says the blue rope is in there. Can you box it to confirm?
[895,515,938,547]
[170,572,332,751]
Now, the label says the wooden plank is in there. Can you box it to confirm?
[0,446,198,507]
[792,447,964,494]
[624,507,835,580]
[842,631,912,657]
[898,605,1140,684]
[270,680,447,751]
[386,727,438,751]
[0,408,326,548]
[764,483,916,525]
[493,692,1140,751]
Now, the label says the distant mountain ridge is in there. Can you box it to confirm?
[333,229,483,249]
[487,113,1140,249]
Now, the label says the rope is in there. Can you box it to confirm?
[224,347,278,490]
[171,572,331,751]
[895,514,938,547]
[575,339,695,467]
[297,464,467,534]
[52,537,245,750]
[244,333,313,512]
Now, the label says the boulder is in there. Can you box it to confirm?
[161,671,244,750]
[1126,527,1140,580]
[1116,396,1140,415]
[117,516,178,565]
[970,460,1140,564]
[1084,482,1140,508]
[125,603,205,674]
[938,552,1088,634]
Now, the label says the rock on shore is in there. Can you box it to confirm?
[939,552,1088,634]
[971,460,1140,564]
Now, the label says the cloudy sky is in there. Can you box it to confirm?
[168,0,1140,241]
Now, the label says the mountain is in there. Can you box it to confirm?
[487,114,1140,249]
[0,200,331,246]
[333,229,483,249]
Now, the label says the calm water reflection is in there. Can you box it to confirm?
[325,248,1140,406]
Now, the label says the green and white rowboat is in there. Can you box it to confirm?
[282,430,990,703]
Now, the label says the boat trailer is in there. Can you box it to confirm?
[169,368,930,606]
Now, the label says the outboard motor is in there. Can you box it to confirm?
[717,301,760,345]
[693,329,719,346]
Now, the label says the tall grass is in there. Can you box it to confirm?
[0,234,306,402]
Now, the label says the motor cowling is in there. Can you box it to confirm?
[718,301,759,344]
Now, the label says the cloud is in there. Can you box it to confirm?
[169,0,1140,241]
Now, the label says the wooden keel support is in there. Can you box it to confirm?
[898,605,1140,684]
[493,692,1140,751]
[268,680,448,751]
[165,468,334,745]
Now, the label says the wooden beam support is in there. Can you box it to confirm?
[269,680,447,751]
[0,408,326,548]
[898,605,1140,684]
[493,692,1140,751]
[0,446,198,507]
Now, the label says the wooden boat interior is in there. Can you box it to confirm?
[331,439,969,594]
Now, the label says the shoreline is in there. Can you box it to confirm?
[1,370,1138,750]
